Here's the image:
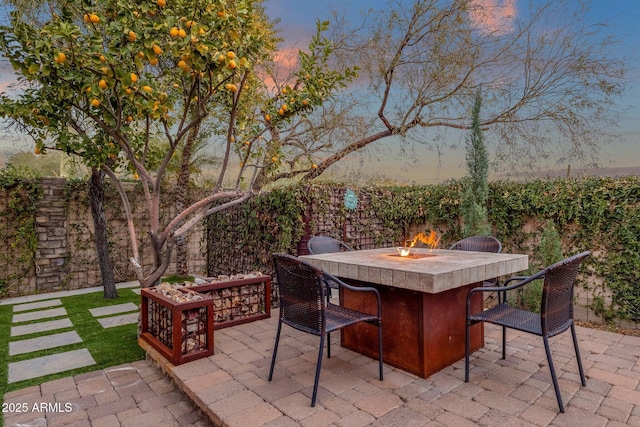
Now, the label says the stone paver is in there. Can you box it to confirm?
[8,348,96,383]
[96,313,139,328]
[89,303,138,318]
[10,318,73,337]
[12,299,62,312]
[12,307,68,323]
[9,331,83,356]
[2,360,211,427]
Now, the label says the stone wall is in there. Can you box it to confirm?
[1,177,207,296]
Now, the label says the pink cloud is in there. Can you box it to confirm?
[469,0,517,36]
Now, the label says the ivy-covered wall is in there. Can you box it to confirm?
[1,175,639,327]
[207,177,640,328]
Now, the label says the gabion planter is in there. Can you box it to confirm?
[140,287,214,365]
[193,275,271,330]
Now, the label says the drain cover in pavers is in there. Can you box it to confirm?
[10,318,73,337]
[96,312,139,328]
[8,348,96,383]
[9,331,83,356]
[12,307,68,324]
[89,302,138,317]
[13,299,62,312]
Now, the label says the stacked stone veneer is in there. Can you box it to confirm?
[4,177,207,296]
[35,178,68,293]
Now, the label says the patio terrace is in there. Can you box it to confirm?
[141,307,640,427]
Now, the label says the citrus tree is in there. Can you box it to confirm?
[0,0,356,287]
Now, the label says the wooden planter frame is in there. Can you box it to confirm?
[140,287,214,365]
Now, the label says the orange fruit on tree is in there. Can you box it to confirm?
[142,86,153,93]
[137,51,145,58]
[271,156,278,163]
[224,83,238,92]
[91,99,100,107]
[99,54,106,62]
[157,0,166,7]
[34,147,41,155]
[130,73,138,83]
[227,59,237,69]
[152,45,162,55]
[98,79,107,89]
[178,28,187,38]
[227,51,235,59]
[54,52,66,64]
[127,30,137,42]
[169,27,179,37]
[83,14,91,23]
[149,58,158,66]
[264,114,271,122]
[89,14,100,23]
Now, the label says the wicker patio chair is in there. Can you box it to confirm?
[464,251,590,413]
[269,253,383,407]
[307,235,353,254]
[449,235,502,253]
[450,235,503,299]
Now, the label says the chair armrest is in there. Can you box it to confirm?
[323,271,382,318]
[466,269,546,316]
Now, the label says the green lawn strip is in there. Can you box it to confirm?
[1,289,145,394]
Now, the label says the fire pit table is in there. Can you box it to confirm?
[301,247,528,378]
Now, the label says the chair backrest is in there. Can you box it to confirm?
[307,236,353,254]
[449,236,502,253]
[272,253,326,336]
[541,251,590,336]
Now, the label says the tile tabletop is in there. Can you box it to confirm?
[301,248,528,293]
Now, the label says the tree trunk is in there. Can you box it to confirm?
[89,167,117,298]
[175,120,199,276]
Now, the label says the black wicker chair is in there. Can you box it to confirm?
[307,236,353,254]
[269,253,383,407]
[449,235,502,253]
[450,235,503,298]
[465,251,590,413]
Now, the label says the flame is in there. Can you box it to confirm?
[405,230,440,250]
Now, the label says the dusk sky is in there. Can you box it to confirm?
[0,1,638,184]
[263,0,640,183]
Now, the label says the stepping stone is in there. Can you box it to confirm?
[89,303,138,317]
[11,318,73,337]
[8,348,96,383]
[96,313,139,328]
[12,307,68,324]
[13,299,62,312]
[9,331,83,356]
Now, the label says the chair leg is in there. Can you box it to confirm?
[268,321,283,381]
[327,332,331,358]
[311,334,326,407]
[502,326,506,359]
[464,321,471,382]
[543,335,565,413]
[378,322,384,381]
[571,324,587,386]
